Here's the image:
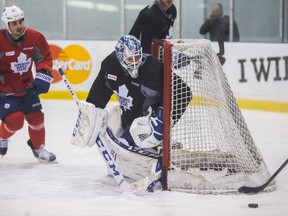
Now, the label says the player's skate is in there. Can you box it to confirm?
[0,138,8,156]
[27,140,56,162]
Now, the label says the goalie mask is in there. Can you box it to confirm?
[115,35,143,78]
[1,5,26,38]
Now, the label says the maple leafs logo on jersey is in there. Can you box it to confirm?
[10,53,32,75]
[113,84,133,111]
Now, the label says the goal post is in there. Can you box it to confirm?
[151,39,276,194]
[152,39,173,190]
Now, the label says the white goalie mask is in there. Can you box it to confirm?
[1,5,26,36]
[115,35,143,78]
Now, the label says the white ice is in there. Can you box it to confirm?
[0,100,287,216]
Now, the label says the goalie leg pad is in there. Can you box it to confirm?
[105,127,162,182]
[107,105,123,137]
[71,101,108,147]
[96,134,124,180]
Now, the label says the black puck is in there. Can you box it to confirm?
[248,203,258,208]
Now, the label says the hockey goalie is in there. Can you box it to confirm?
[70,35,191,193]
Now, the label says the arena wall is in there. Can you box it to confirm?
[43,40,288,113]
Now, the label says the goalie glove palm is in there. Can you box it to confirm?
[130,107,163,149]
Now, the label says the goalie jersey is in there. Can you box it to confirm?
[86,51,163,130]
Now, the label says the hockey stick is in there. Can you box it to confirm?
[58,68,79,105]
[238,158,288,194]
[216,38,225,65]
[0,83,34,96]
[217,38,225,56]
[57,67,153,193]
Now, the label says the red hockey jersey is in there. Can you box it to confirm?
[0,28,52,94]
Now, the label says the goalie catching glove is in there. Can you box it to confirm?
[71,101,108,147]
[129,107,163,149]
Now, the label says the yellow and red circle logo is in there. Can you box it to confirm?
[50,44,92,84]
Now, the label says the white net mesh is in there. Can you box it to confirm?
[154,39,276,194]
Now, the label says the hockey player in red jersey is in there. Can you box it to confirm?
[0,5,56,162]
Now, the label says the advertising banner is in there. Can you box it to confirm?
[46,40,288,112]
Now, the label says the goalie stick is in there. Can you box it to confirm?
[238,158,288,194]
[57,68,79,105]
[57,67,156,193]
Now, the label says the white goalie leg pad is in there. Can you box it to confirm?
[71,101,108,147]
[96,132,156,193]
[107,105,123,137]
[104,127,162,182]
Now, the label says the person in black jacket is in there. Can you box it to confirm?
[129,0,176,53]
[199,3,240,42]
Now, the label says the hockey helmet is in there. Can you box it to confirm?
[1,5,25,35]
[115,35,143,78]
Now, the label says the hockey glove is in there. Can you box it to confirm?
[129,107,163,149]
[71,101,108,148]
[33,70,54,95]
[149,107,164,142]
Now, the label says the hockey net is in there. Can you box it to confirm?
[151,39,276,194]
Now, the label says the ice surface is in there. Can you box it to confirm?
[0,100,287,216]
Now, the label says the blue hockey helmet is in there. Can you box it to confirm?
[115,35,142,78]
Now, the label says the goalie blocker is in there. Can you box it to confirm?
[71,101,163,190]
[71,101,108,147]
